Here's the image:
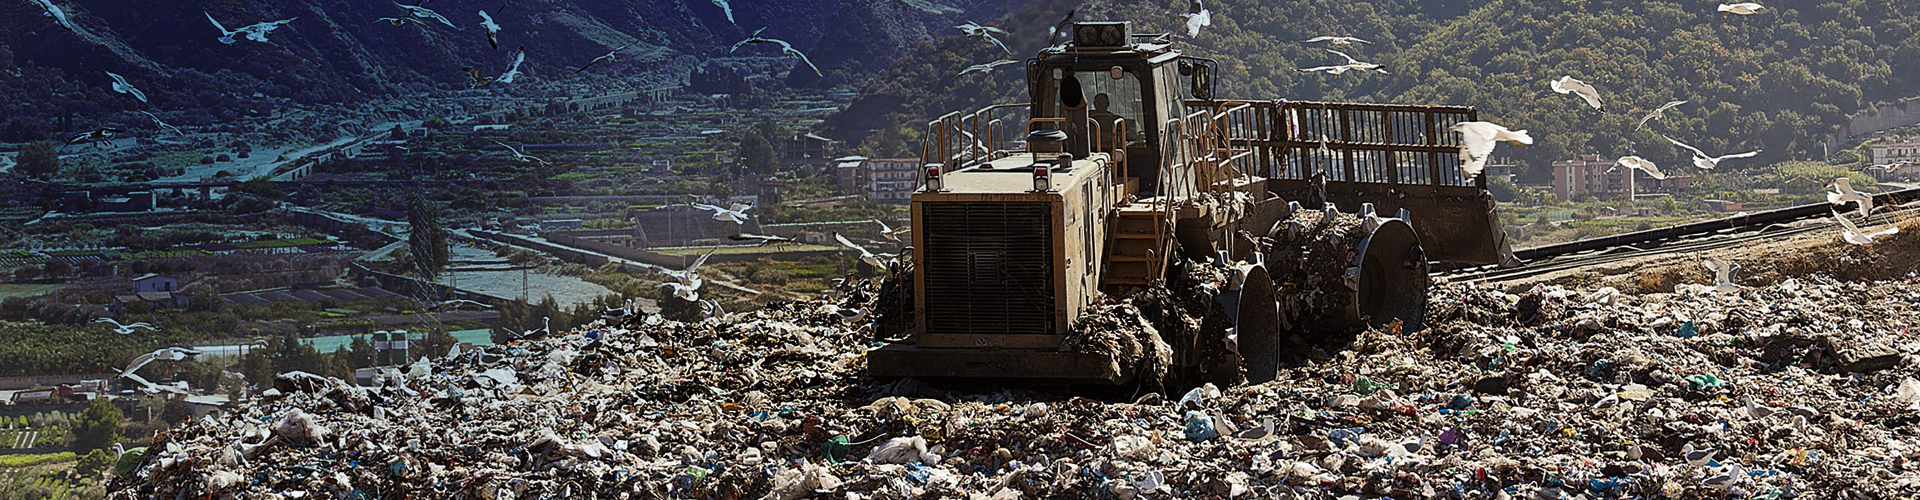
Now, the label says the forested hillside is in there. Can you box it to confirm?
[0,0,982,142]
[839,0,1920,177]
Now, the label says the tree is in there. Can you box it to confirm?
[346,335,375,368]
[737,128,775,175]
[407,198,449,279]
[16,141,59,179]
[389,124,409,139]
[420,329,458,359]
[76,449,112,478]
[70,398,125,453]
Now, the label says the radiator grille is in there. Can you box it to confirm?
[920,202,1056,336]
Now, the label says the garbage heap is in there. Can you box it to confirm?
[108,273,1920,499]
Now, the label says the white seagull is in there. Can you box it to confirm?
[729,233,795,246]
[31,0,77,32]
[120,347,202,379]
[105,72,147,103]
[95,317,158,335]
[1663,135,1760,170]
[660,278,702,302]
[1701,257,1742,294]
[396,1,458,29]
[661,248,715,286]
[489,139,548,164]
[955,21,1010,54]
[478,10,501,49]
[1833,210,1898,245]
[496,50,527,84]
[730,29,822,77]
[575,43,634,73]
[689,202,751,224]
[375,16,424,27]
[1551,76,1605,111]
[1826,177,1873,218]
[1446,121,1533,176]
[1613,155,1667,180]
[711,0,736,25]
[871,219,910,241]
[1638,100,1688,127]
[957,59,1019,78]
[206,12,299,45]
[1182,0,1211,37]
[834,233,895,269]
[1299,49,1385,75]
[1304,36,1370,46]
[140,111,183,136]
[1718,3,1765,15]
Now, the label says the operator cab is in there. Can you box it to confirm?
[1028,21,1216,195]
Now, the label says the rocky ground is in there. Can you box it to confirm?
[105,229,1920,499]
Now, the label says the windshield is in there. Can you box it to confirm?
[1039,68,1146,144]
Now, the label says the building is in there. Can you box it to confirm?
[632,204,763,248]
[1552,154,1636,201]
[864,158,920,202]
[133,274,180,293]
[783,133,840,162]
[1870,137,1920,166]
[1650,175,1694,192]
[834,156,868,193]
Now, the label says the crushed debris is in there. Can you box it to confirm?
[106,266,1920,498]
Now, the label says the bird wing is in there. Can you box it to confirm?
[1702,257,1728,278]
[489,139,519,155]
[1327,49,1360,65]
[984,32,1010,54]
[1711,150,1761,162]
[834,233,869,256]
[872,219,891,232]
[1185,9,1210,37]
[689,248,716,272]
[1658,100,1687,113]
[712,0,734,24]
[1663,135,1708,158]
[1305,36,1334,43]
[1453,123,1500,175]
[121,352,158,378]
[479,10,496,30]
[205,11,231,35]
[788,48,823,77]
[1832,210,1862,232]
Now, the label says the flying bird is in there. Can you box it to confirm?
[1304,36,1370,46]
[834,233,896,269]
[1613,156,1667,180]
[488,139,548,164]
[395,1,458,29]
[205,12,299,44]
[31,0,76,32]
[1827,177,1873,218]
[659,249,715,301]
[1551,76,1604,111]
[68,128,123,147]
[688,202,751,224]
[105,72,147,103]
[374,17,424,27]
[1446,121,1533,176]
[957,59,1019,78]
[711,0,736,25]
[729,233,794,246]
[1299,49,1385,75]
[730,29,822,77]
[1663,135,1760,170]
[1638,100,1688,127]
[1182,0,1211,37]
[954,21,1011,54]
[1701,257,1742,294]
[1718,3,1765,15]
[478,10,500,49]
[120,347,202,379]
[1833,210,1898,245]
[140,111,183,136]
[461,67,496,87]
[574,43,634,73]
[496,50,527,83]
[95,317,157,335]
[871,219,910,241]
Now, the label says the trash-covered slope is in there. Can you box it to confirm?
[107,272,1920,498]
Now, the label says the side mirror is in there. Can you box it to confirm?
[1190,64,1212,100]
